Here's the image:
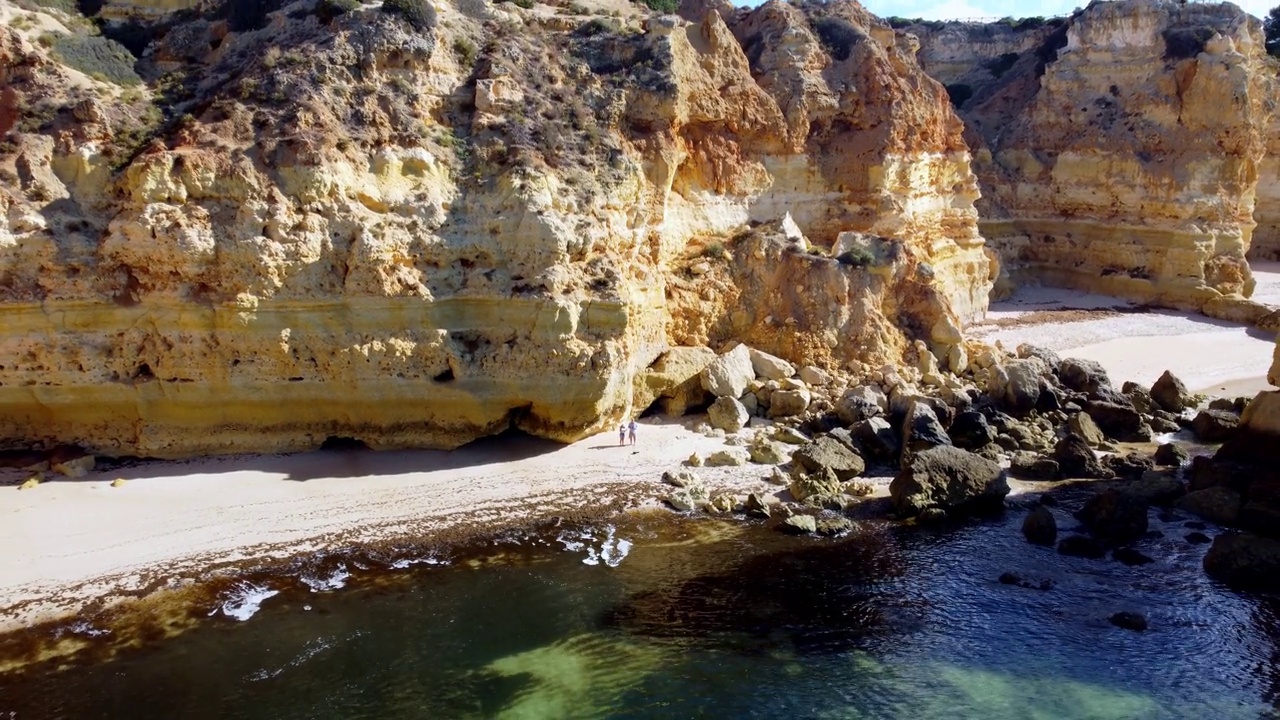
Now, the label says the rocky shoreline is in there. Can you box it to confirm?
[644,339,1280,596]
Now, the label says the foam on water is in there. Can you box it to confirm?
[389,553,449,570]
[211,583,280,621]
[560,525,632,568]
[301,565,350,593]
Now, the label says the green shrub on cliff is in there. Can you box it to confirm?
[1266,6,1280,58]
[383,0,436,30]
[813,17,865,62]
[1162,26,1214,60]
[52,34,141,86]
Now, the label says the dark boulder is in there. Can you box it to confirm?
[1053,434,1110,479]
[1109,612,1148,631]
[1105,452,1154,480]
[900,400,952,468]
[1191,410,1239,443]
[1060,358,1112,396]
[1112,547,1155,566]
[1075,489,1148,545]
[1086,401,1152,442]
[949,410,996,450]
[1124,470,1186,506]
[852,417,899,464]
[1058,535,1107,559]
[1204,532,1280,591]
[1010,452,1060,480]
[1022,505,1058,546]
[1175,487,1243,526]
[1154,443,1188,467]
[1151,370,1196,413]
[889,446,1009,518]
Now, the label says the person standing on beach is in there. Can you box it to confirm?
[628,419,637,446]
[619,423,627,446]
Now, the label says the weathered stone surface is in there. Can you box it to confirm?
[791,436,866,481]
[705,449,749,467]
[1151,370,1195,413]
[1022,505,1057,546]
[890,445,1009,517]
[798,365,830,386]
[987,358,1045,413]
[707,396,750,433]
[1060,359,1113,397]
[1176,487,1244,526]
[747,437,789,465]
[1017,344,1062,372]
[1124,470,1186,506]
[747,348,795,381]
[1010,452,1059,480]
[662,468,701,488]
[638,347,716,418]
[1204,533,1280,591]
[1192,410,1239,443]
[1067,412,1106,449]
[701,346,756,400]
[789,466,842,502]
[1104,453,1154,481]
[781,514,817,535]
[768,389,811,419]
[836,385,887,424]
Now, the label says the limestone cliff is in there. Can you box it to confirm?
[0,0,991,456]
[914,1,1274,312]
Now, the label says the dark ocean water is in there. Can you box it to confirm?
[3,494,1280,720]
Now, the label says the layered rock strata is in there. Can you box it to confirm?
[0,0,990,456]
[914,1,1274,312]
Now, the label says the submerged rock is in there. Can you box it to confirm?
[1057,535,1107,559]
[1204,532,1280,591]
[1109,612,1148,632]
[1154,443,1188,467]
[1022,506,1058,546]
[1075,489,1148,545]
[1176,487,1244,526]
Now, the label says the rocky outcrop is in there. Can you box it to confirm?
[0,0,992,456]
[916,1,1274,314]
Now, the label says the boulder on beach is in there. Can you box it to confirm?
[747,348,795,381]
[1124,470,1186,505]
[890,445,1009,518]
[1017,344,1062,372]
[1010,452,1060,480]
[747,437,788,465]
[789,467,842,502]
[700,345,755,399]
[707,396,750,432]
[792,436,866,480]
[781,514,817,535]
[1151,370,1196,413]
[1060,358,1113,397]
[987,358,1045,413]
[853,417,899,463]
[1067,412,1106,448]
[1085,401,1151,442]
[836,385,887,424]
[768,388,811,418]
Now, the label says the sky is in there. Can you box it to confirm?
[858,0,1272,22]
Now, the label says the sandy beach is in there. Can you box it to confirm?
[3,270,1278,636]
[0,422,776,633]
[972,264,1280,396]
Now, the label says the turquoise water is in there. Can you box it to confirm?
[3,493,1279,719]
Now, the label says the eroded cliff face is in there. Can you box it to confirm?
[917,0,1274,312]
[0,0,990,456]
